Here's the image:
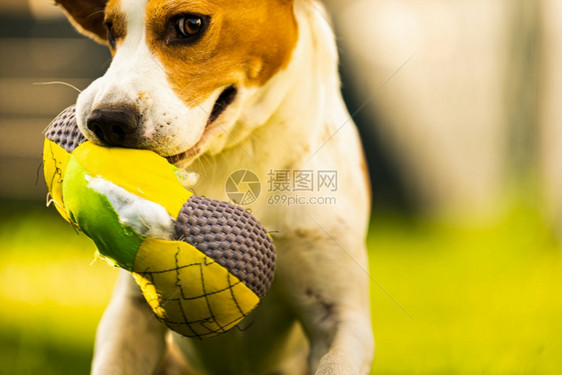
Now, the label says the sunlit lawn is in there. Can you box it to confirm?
[369,203,562,374]
[0,203,117,375]
[1,199,561,374]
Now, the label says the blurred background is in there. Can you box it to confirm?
[1,0,561,373]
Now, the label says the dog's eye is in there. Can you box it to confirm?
[168,13,210,44]
[164,13,209,46]
[176,15,203,38]
[105,22,117,49]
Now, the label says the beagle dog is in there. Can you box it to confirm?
[55,0,373,373]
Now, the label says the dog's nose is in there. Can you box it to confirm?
[86,105,140,147]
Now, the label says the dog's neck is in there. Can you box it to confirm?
[243,1,344,161]
[185,1,348,199]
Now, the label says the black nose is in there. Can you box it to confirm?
[86,105,141,147]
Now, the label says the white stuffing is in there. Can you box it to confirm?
[88,176,174,240]
[174,170,199,188]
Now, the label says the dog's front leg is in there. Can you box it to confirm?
[92,270,167,375]
[277,235,374,375]
[309,306,374,375]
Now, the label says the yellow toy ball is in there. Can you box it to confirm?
[43,106,275,339]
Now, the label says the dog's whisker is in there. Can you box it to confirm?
[33,81,82,93]
[86,9,105,19]
[196,154,206,176]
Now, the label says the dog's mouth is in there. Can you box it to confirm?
[166,85,237,164]
[207,85,238,126]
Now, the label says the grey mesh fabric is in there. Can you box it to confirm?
[175,196,276,298]
[45,106,86,153]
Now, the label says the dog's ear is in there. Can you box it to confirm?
[55,0,109,44]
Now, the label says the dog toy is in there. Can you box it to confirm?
[43,106,275,339]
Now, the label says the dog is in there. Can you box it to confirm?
[55,0,373,373]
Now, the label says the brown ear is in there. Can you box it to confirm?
[55,0,109,44]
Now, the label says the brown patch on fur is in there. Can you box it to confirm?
[55,0,109,44]
[145,0,298,107]
[294,228,325,242]
[305,288,336,324]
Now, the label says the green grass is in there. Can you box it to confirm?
[1,200,561,374]
[0,204,117,375]
[369,204,562,374]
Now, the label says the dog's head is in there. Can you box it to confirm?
[57,0,297,164]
